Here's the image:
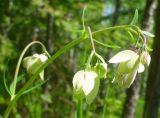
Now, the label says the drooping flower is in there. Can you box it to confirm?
[23,53,48,80]
[72,70,99,104]
[109,50,149,88]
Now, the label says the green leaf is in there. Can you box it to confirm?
[93,39,120,49]
[9,74,25,95]
[141,30,155,37]
[3,72,11,96]
[130,9,138,25]
[127,31,134,43]
[82,6,86,30]
[22,79,48,95]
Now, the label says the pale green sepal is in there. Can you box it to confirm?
[109,50,137,63]
[123,70,137,88]
[39,70,44,80]
[86,77,100,104]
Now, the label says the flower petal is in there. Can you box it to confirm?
[138,64,145,73]
[109,50,137,63]
[123,70,137,88]
[82,71,97,95]
[73,70,85,91]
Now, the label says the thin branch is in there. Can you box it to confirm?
[87,26,95,52]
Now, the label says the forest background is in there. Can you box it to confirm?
[0,0,160,118]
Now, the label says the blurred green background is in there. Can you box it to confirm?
[0,0,159,118]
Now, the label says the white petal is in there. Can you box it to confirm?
[73,70,85,91]
[138,64,145,73]
[39,54,48,62]
[83,77,95,96]
[82,71,97,95]
[108,50,137,63]
[147,54,151,66]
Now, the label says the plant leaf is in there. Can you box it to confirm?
[130,9,138,25]
[93,39,120,49]
[22,79,48,95]
[127,31,135,43]
[9,74,25,95]
[141,30,155,37]
[108,50,137,63]
[3,72,11,95]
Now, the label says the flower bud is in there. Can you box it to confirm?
[72,70,99,104]
[94,62,107,79]
[140,51,151,66]
[23,53,48,80]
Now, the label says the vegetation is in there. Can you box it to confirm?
[0,0,159,118]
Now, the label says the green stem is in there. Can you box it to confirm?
[4,37,85,118]
[11,41,49,100]
[88,26,95,52]
[76,99,83,118]
[86,51,95,69]
[101,84,110,118]
[95,52,106,64]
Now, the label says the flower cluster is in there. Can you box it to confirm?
[72,49,151,104]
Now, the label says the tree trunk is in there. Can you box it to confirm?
[112,0,121,26]
[122,0,156,118]
[143,0,160,118]
[121,77,140,118]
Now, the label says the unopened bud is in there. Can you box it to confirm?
[140,51,151,66]
[94,62,107,79]
[23,53,48,80]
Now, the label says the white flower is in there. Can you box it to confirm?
[109,50,144,88]
[23,53,48,80]
[73,70,97,95]
[73,70,100,104]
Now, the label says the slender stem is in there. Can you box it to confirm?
[4,37,85,118]
[86,51,94,69]
[11,41,49,100]
[88,26,96,52]
[95,52,106,64]
[101,84,110,118]
[76,99,83,118]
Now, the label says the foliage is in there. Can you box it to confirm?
[0,0,155,118]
